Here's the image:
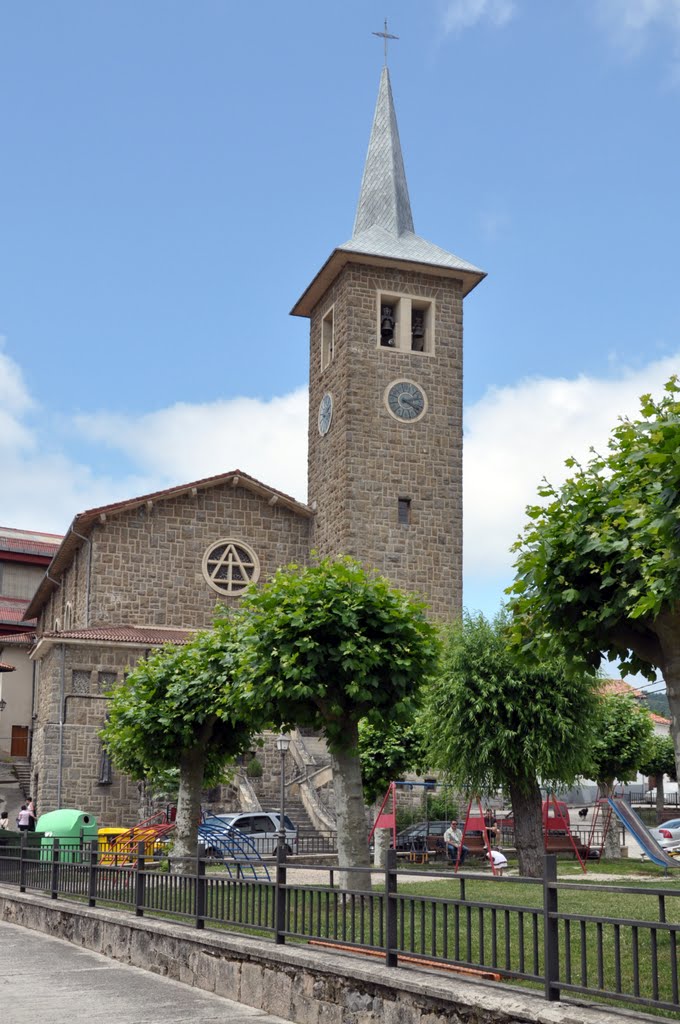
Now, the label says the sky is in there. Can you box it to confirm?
[2,0,680,637]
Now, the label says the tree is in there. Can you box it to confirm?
[236,556,440,889]
[639,732,677,823]
[101,620,262,864]
[358,717,424,806]
[588,694,654,857]
[508,378,680,779]
[420,611,600,877]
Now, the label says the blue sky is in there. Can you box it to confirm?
[1,0,680,631]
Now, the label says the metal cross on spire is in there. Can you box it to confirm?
[372,19,399,65]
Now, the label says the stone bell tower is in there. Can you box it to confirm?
[291,66,485,621]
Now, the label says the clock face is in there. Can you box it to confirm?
[318,392,333,436]
[385,380,427,422]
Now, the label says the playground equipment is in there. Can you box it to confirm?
[98,810,271,880]
[605,797,680,871]
[199,815,271,880]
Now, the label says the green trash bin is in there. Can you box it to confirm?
[38,808,98,862]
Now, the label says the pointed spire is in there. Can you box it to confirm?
[352,67,414,238]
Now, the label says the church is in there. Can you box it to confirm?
[21,64,485,825]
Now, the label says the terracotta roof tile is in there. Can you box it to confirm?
[0,598,35,625]
[39,626,195,646]
[0,632,36,646]
[651,713,671,725]
[601,679,644,699]
[0,661,15,671]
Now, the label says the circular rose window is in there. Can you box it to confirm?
[202,539,260,596]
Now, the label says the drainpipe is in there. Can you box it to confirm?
[70,526,91,627]
[57,643,65,808]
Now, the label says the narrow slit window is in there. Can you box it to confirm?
[398,498,412,526]
[321,308,335,370]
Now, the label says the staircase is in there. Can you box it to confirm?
[12,760,31,800]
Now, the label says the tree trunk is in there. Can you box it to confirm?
[330,719,372,892]
[172,746,205,872]
[650,612,680,783]
[508,777,544,878]
[655,771,665,824]
[599,781,621,859]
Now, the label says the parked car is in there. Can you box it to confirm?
[395,820,448,852]
[650,818,680,847]
[206,811,298,855]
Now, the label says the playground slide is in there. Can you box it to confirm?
[607,798,680,869]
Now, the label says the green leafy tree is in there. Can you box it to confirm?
[508,378,680,778]
[101,620,263,863]
[358,717,424,805]
[638,732,676,823]
[420,611,600,877]
[236,556,440,889]
[588,694,654,856]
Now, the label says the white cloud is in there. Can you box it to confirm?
[442,0,516,34]
[463,354,680,595]
[76,389,309,504]
[594,0,680,65]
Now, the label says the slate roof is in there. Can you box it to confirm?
[292,67,485,316]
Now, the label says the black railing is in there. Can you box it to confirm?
[296,831,337,855]
[1,835,678,1015]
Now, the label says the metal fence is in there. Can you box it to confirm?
[0,836,678,1015]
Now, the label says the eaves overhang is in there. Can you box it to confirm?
[291,247,486,319]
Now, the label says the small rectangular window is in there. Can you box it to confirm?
[398,498,412,526]
[321,307,335,370]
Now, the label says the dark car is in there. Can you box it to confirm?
[395,820,448,852]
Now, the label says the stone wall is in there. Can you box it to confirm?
[38,482,311,634]
[308,262,463,622]
[0,888,645,1024]
[31,642,146,824]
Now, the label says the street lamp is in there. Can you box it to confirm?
[275,734,291,851]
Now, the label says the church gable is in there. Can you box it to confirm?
[31,471,312,634]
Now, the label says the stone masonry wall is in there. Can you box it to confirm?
[31,642,146,824]
[308,262,463,622]
[38,483,311,634]
[0,891,642,1024]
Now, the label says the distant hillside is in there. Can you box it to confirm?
[645,690,671,720]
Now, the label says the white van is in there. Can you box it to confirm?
[207,811,298,855]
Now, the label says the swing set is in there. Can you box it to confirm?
[370,783,614,875]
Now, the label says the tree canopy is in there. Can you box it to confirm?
[102,619,263,860]
[507,378,680,774]
[420,610,600,876]
[237,556,440,884]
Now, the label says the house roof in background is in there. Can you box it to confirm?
[0,526,62,559]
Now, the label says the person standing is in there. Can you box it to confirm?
[0,811,9,830]
[26,796,36,831]
[16,805,34,831]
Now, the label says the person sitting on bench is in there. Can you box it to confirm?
[444,819,468,865]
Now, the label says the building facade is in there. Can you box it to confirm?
[11,67,484,824]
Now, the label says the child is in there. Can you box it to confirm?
[489,849,508,875]
[0,811,9,830]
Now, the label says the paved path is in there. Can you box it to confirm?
[0,921,290,1024]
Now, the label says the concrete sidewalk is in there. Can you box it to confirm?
[0,920,290,1023]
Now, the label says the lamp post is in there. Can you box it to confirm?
[275,734,291,851]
